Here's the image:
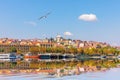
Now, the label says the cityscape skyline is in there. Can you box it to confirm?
[0,0,120,46]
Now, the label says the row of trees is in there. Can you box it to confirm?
[29,46,120,56]
[79,47,120,56]
[0,46,120,56]
[0,47,17,53]
[30,46,77,54]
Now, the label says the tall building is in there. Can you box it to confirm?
[55,35,63,43]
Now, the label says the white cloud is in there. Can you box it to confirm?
[24,21,37,26]
[78,14,97,21]
[64,32,73,36]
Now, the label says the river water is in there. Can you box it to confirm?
[0,68,120,80]
[0,58,120,80]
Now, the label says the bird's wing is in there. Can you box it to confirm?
[38,12,51,20]
[38,16,45,20]
[44,12,51,17]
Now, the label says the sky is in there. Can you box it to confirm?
[0,0,120,45]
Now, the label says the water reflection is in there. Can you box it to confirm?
[0,57,120,78]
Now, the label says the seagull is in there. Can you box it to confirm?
[38,12,51,20]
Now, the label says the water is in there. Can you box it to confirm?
[0,68,120,80]
[0,58,120,80]
[55,68,120,80]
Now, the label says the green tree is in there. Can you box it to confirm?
[69,47,77,54]
[54,47,65,53]
[46,47,52,53]
[10,47,17,53]
[0,48,4,52]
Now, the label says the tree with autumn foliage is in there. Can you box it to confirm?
[30,47,40,54]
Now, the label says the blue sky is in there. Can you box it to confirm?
[0,0,120,45]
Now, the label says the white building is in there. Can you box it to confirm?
[55,35,63,43]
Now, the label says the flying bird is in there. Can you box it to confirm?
[38,12,51,20]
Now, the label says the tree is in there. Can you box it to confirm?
[54,47,65,53]
[69,47,77,54]
[46,47,52,53]
[10,47,17,53]
[30,47,40,54]
[39,47,46,53]
[102,47,117,55]
[83,48,89,55]
[96,48,103,55]
[77,48,84,53]
[17,50,22,54]
[0,48,4,52]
